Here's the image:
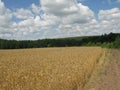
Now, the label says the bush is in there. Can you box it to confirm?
[113,36,120,48]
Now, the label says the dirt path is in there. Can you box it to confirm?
[95,50,120,90]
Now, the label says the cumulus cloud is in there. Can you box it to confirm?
[0,0,12,26]
[99,8,120,20]
[41,0,78,17]
[98,8,120,33]
[62,3,95,25]
[31,3,41,14]
[0,0,13,39]
[13,8,34,19]
[0,0,120,40]
[11,13,58,40]
[0,0,58,40]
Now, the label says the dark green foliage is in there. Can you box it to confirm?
[0,33,120,49]
[112,36,120,48]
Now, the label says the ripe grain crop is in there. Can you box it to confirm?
[0,47,103,90]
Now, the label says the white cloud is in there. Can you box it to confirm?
[31,3,41,14]
[41,0,78,17]
[0,0,120,40]
[0,0,12,26]
[98,8,120,33]
[62,3,95,25]
[13,8,34,19]
[0,0,59,40]
[12,14,58,40]
[0,0,13,38]
[54,7,120,38]
[99,8,120,20]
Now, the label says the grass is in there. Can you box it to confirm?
[0,47,103,90]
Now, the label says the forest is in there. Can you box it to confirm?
[0,33,120,49]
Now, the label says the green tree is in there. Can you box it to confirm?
[113,36,120,48]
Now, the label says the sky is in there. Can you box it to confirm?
[0,0,120,40]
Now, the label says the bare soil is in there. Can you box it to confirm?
[94,50,120,90]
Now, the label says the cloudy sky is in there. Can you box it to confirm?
[0,0,120,40]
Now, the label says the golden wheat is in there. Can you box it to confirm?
[0,47,103,90]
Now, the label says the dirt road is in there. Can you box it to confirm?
[95,50,120,90]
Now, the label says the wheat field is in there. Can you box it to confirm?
[0,47,104,90]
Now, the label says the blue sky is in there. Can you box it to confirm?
[3,0,40,9]
[3,0,120,16]
[0,0,120,40]
[81,0,120,13]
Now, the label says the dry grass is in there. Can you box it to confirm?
[0,47,103,90]
[83,49,110,90]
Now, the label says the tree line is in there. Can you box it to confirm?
[0,33,120,49]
